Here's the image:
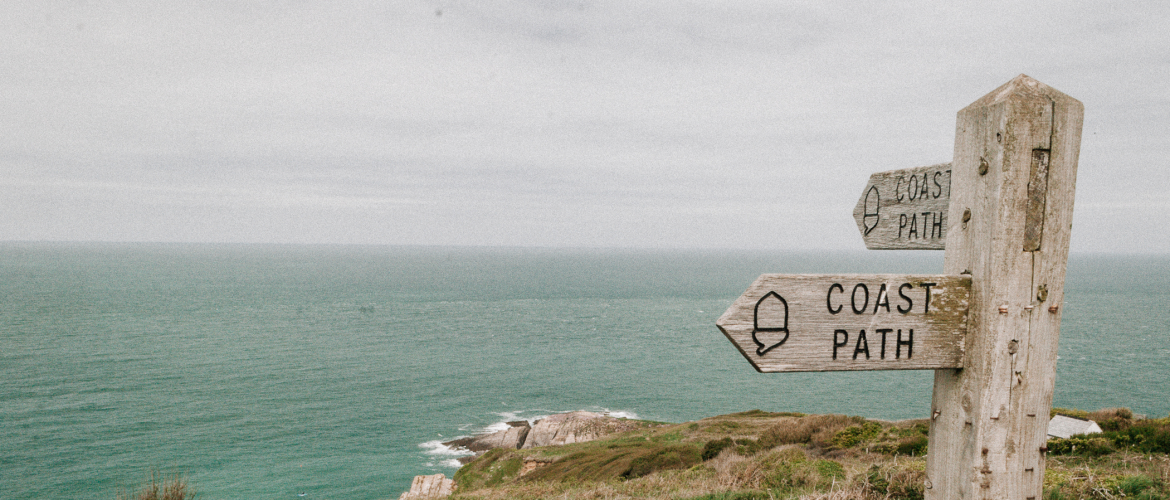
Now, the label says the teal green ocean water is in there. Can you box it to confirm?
[1,243,1167,499]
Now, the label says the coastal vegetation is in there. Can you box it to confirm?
[117,471,195,500]
[446,408,1170,500]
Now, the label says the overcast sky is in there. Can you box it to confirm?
[3,1,1167,252]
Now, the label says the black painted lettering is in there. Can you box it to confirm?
[873,283,890,314]
[827,283,843,314]
[897,283,913,314]
[897,329,913,359]
[833,330,849,360]
[908,213,919,239]
[896,176,905,201]
[898,213,908,238]
[930,211,943,239]
[932,171,943,198]
[945,170,952,197]
[877,328,892,359]
[850,283,869,314]
[919,173,930,199]
[853,329,870,360]
[922,282,936,314]
[907,174,918,201]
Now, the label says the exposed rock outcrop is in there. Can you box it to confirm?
[442,411,643,456]
[443,420,531,452]
[523,411,635,448]
[397,473,455,499]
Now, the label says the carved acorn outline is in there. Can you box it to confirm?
[752,291,790,356]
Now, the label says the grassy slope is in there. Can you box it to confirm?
[448,409,1170,500]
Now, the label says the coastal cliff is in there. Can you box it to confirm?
[396,407,1169,500]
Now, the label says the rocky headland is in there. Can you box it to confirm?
[398,411,647,499]
[395,407,1168,500]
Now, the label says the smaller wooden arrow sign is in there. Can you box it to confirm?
[716,274,969,372]
[853,163,952,250]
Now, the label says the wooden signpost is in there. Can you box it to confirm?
[718,75,1083,500]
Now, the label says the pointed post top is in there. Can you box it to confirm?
[963,74,1083,111]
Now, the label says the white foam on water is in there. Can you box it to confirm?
[481,421,512,434]
[418,440,474,457]
[494,411,523,421]
[602,409,640,420]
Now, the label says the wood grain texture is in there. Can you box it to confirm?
[716,274,969,372]
[924,75,1082,500]
[853,164,953,250]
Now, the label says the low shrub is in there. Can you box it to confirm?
[513,441,704,484]
[830,422,883,449]
[453,449,523,490]
[895,435,929,457]
[757,414,858,449]
[814,459,846,482]
[1117,475,1160,498]
[862,463,925,500]
[1045,436,1115,457]
[117,472,194,500]
[1090,408,1135,431]
[1106,421,1170,454]
[703,438,735,461]
[624,445,703,479]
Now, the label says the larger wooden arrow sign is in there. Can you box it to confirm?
[716,274,969,372]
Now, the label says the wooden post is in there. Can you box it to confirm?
[925,75,1083,500]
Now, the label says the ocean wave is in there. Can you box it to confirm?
[423,458,466,468]
[418,440,475,457]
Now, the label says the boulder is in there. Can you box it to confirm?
[397,473,455,499]
[443,420,531,452]
[523,411,615,448]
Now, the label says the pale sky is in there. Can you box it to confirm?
[3,1,1167,252]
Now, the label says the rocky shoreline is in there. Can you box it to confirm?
[398,411,646,499]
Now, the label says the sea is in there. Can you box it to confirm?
[1,243,1167,500]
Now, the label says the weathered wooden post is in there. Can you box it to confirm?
[717,74,1082,500]
[925,76,1082,499]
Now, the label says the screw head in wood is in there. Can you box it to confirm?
[998,305,1009,314]
[1048,305,1059,313]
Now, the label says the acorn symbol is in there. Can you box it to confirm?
[752,291,789,355]
[863,185,880,236]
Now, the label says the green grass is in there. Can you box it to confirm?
[447,408,1170,500]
